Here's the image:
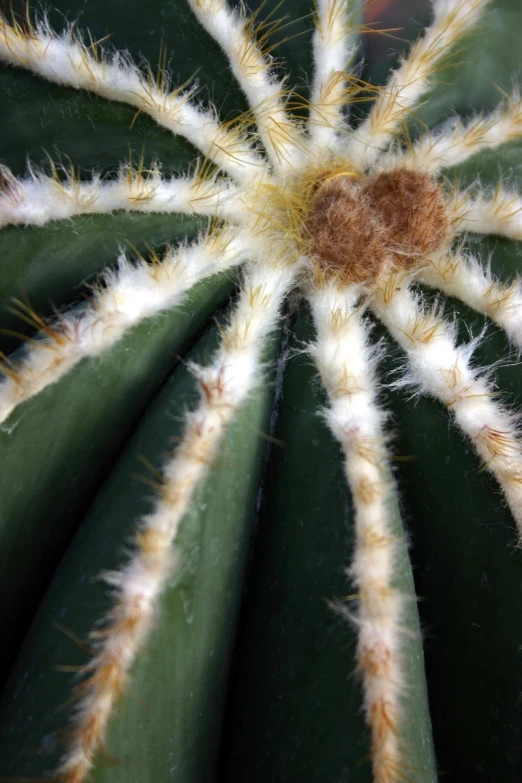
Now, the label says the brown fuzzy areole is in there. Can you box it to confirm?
[304,175,389,284]
[363,169,450,263]
[304,168,450,285]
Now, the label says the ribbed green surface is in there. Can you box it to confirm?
[220,308,436,783]
[0,273,234,681]
[0,318,278,780]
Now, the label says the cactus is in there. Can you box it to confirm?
[0,1,521,781]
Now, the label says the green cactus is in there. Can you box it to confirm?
[0,2,521,782]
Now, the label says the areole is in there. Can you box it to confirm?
[305,167,450,284]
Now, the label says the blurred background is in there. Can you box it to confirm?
[363,0,431,84]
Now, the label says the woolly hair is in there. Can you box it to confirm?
[305,168,450,284]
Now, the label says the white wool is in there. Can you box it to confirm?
[420,247,522,350]
[0,227,255,425]
[0,18,262,181]
[308,281,403,782]
[309,0,359,150]
[397,97,522,173]
[0,165,245,227]
[57,254,296,782]
[372,282,522,535]
[450,187,522,241]
[343,0,490,165]
[187,0,304,171]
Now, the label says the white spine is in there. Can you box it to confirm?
[0,164,245,227]
[0,227,254,425]
[56,256,295,783]
[344,0,489,166]
[450,187,522,240]
[309,0,358,150]
[399,96,522,173]
[372,280,522,534]
[0,16,263,182]
[187,0,304,171]
[309,282,403,783]
[420,248,522,350]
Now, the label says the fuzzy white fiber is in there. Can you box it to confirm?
[309,0,359,150]
[451,188,522,240]
[372,282,522,533]
[187,0,304,170]
[398,97,522,173]
[0,17,262,181]
[309,282,403,782]
[0,164,245,227]
[0,227,254,425]
[420,247,522,350]
[345,0,490,165]
[57,255,296,783]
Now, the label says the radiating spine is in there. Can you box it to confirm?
[0,227,253,425]
[0,14,262,180]
[309,281,404,783]
[309,0,359,149]
[372,279,522,534]
[56,254,295,783]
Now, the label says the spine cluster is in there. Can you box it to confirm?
[452,187,522,240]
[400,95,522,173]
[188,0,303,169]
[309,0,359,149]
[420,247,522,349]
